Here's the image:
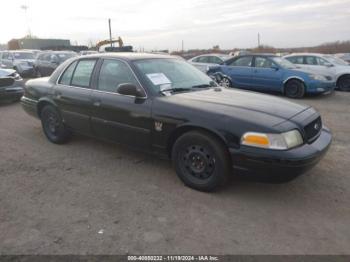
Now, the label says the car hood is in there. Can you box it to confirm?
[0,68,15,77]
[162,88,310,126]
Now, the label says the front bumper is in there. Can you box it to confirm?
[307,80,335,94]
[229,127,332,177]
[0,80,24,101]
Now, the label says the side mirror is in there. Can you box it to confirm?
[116,83,145,98]
[324,63,333,67]
[271,65,279,71]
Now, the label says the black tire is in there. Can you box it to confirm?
[337,75,350,91]
[40,105,71,144]
[218,77,232,88]
[171,131,231,192]
[284,79,305,98]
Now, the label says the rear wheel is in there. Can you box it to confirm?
[40,105,71,144]
[171,131,231,192]
[337,75,350,91]
[285,79,305,98]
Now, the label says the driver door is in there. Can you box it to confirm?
[90,58,152,150]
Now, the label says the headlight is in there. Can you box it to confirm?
[241,130,303,150]
[309,74,327,81]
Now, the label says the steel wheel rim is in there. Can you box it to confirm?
[45,112,60,135]
[180,145,216,180]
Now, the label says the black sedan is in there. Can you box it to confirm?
[21,53,331,191]
[0,69,24,102]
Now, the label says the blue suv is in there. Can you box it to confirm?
[207,54,335,98]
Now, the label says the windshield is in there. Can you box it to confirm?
[271,57,296,69]
[134,58,216,93]
[219,55,231,60]
[324,55,348,66]
[13,52,34,60]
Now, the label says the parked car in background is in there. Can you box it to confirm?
[0,50,35,77]
[0,68,24,102]
[188,54,231,72]
[21,53,331,191]
[334,53,350,64]
[284,53,350,91]
[22,49,42,58]
[34,51,77,77]
[207,54,335,98]
[79,50,98,56]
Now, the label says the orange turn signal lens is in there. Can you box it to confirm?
[242,133,270,147]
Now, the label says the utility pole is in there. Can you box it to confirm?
[108,18,113,47]
[181,40,184,53]
[258,33,261,48]
[21,4,31,37]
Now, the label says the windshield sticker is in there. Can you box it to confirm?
[146,73,171,86]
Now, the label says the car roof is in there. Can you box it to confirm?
[79,52,177,61]
[285,53,325,57]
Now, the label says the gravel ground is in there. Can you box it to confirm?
[0,91,349,255]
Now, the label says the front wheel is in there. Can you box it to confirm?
[41,105,71,144]
[171,131,231,192]
[337,75,350,91]
[284,79,305,98]
[218,77,232,88]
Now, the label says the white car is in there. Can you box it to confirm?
[188,54,231,73]
[284,53,350,91]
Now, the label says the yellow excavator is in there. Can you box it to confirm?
[96,37,124,50]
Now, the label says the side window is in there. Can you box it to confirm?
[98,59,139,93]
[255,57,273,68]
[71,60,96,88]
[192,57,200,63]
[305,56,318,65]
[2,52,8,59]
[209,56,223,64]
[316,57,328,66]
[59,61,77,85]
[227,56,252,67]
[286,56,303,64]
[198,56,209,63]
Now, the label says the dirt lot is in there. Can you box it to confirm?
[0,91,349,255]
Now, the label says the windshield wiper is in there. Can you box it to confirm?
[191,84,212,88]
[160,87,192,94]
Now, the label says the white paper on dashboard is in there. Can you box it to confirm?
[146,73,171,85]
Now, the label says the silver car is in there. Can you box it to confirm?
[284,53,350,91]
[188,54,231,73]
[0,50,35,77]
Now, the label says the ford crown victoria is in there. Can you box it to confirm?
[21,53,331,191]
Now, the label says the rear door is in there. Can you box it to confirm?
[53,59,97,135]
[252,56,282,91]
[223,56,253,88]
[90,58,152,149]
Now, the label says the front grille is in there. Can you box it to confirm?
[304,116,322,142]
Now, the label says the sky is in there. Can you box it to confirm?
[1,0,349,51]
